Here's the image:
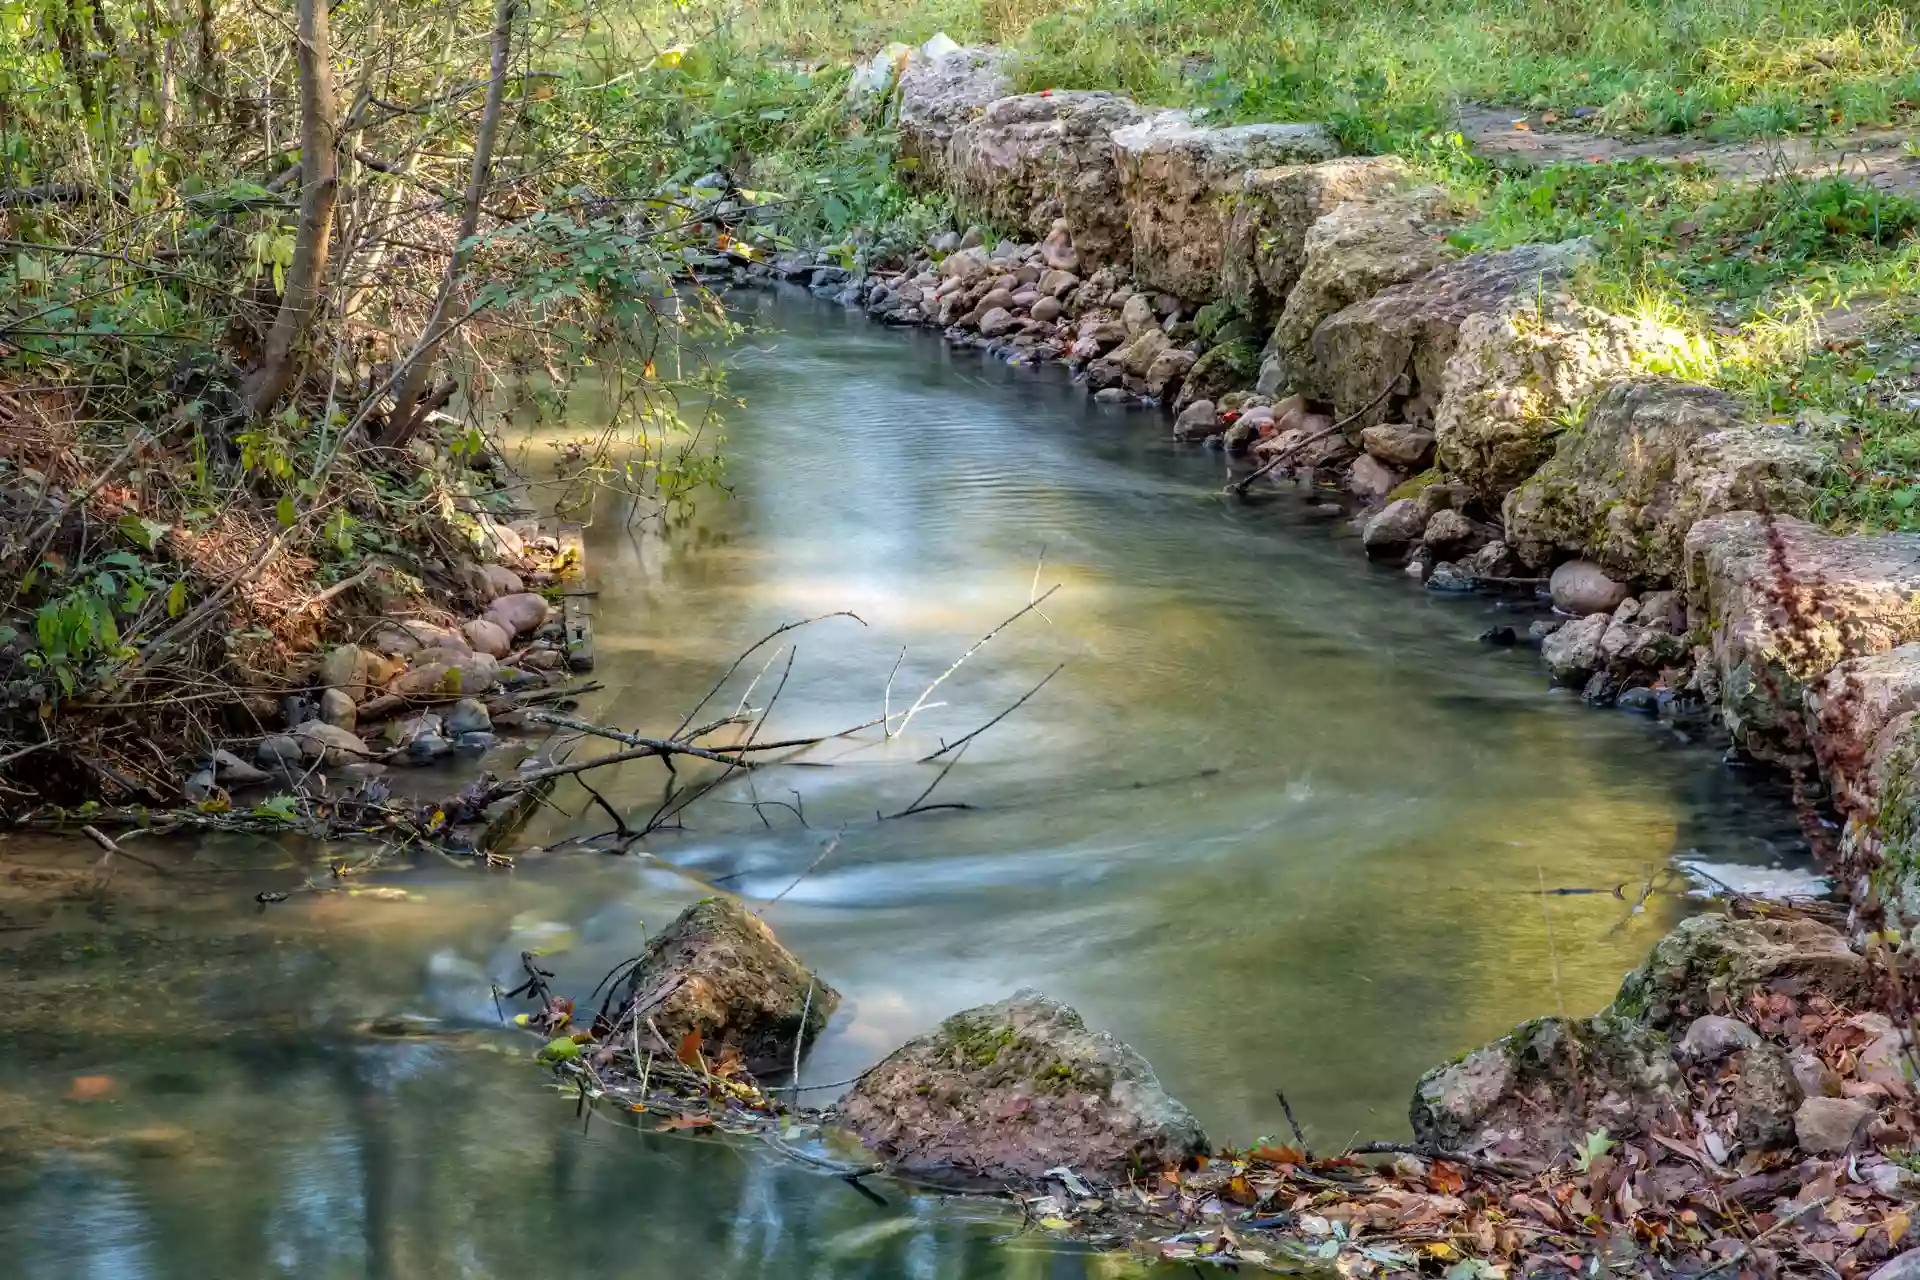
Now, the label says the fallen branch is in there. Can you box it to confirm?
[1227,356,1411,497]
[893,586,1060,740]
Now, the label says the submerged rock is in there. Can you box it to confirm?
[212,749,273,787]
[255,734,303,770]
[445,698,492,737]
[839,989,1208,1185]
[292,720,372,768]
[1172,400,1218,440]
[626,897,836,1076]
[1361,499,1426,559]
[1536,614,1612,687]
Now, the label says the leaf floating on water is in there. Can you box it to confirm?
[537,1037,580,1064]
[1250,1143,1306,1164]
[65,1075,117,1102]
[654,1116,713,1131]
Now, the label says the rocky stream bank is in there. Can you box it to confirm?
[728,37,1920,941]
[528,893,1920,1277]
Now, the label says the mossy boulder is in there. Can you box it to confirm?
[1112,113,1338,303]
[838,989,1208,1185]
[1220,157,1408,322]
[1175,329,1262,410]
[1192,299,1239,347]
[1609,912,1867,1029]
[624,897,837,1076]
[1411,1012,1684,1165]
[1687,512,1920,760]
[1503,377,1823,582]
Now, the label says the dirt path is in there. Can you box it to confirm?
[1458,104,1920,197]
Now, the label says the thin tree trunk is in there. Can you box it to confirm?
[379,0,516,447]
[243,0,338,416]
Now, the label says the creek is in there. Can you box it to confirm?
[0,289,1812,1276]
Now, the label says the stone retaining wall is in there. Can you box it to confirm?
[814,42,1920,927]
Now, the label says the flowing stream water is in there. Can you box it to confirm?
[0,289,1812,1277]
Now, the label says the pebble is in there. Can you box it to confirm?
[1679,1014,1760,1061]
[456,731,496,752]
[1550,559,1630,616]
[1479,626,1518,647]
[407,733,452,763]
[212,749,273,786]
[1616,686,1660,714]
[256,735,304,769]
[319,687,357,731]
[1794,1095,1875,1154]
[445,697,492,737]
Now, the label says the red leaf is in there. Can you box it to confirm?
[675,1030,704,1066]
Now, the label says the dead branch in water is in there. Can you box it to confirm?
[1227,356,1411,497]
[891,585,1061,739]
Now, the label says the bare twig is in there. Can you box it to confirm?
[922,663,1064,762]
[894,586,1060,740]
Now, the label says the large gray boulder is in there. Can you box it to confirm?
[1436,303,1691,502]
[1220,158,1407,322]
[947,92,1146,272]
[1686,512,1920,758]
[1410,1013,1684,1165]
[1265,193,1455,398]
[839,990,1208,1185]
[896,46,1010,183]
[1310,241,1590,436]
[1112,112,1339,303]
[1504,378,1823,581]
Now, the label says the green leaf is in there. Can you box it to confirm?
[1574,1127,1614,1171]
[275,496,296,527]
[166,579,187,617]
[251,794,299,822]
[117,513,169,551]
[537,1037,581,1063]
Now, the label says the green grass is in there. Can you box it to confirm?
[1438,159,1920,532]
[722,0,1920,149]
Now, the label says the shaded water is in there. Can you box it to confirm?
[0,290,1808,1276]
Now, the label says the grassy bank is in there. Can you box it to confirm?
[617,1,1920,533]
[730,0,1920,148]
